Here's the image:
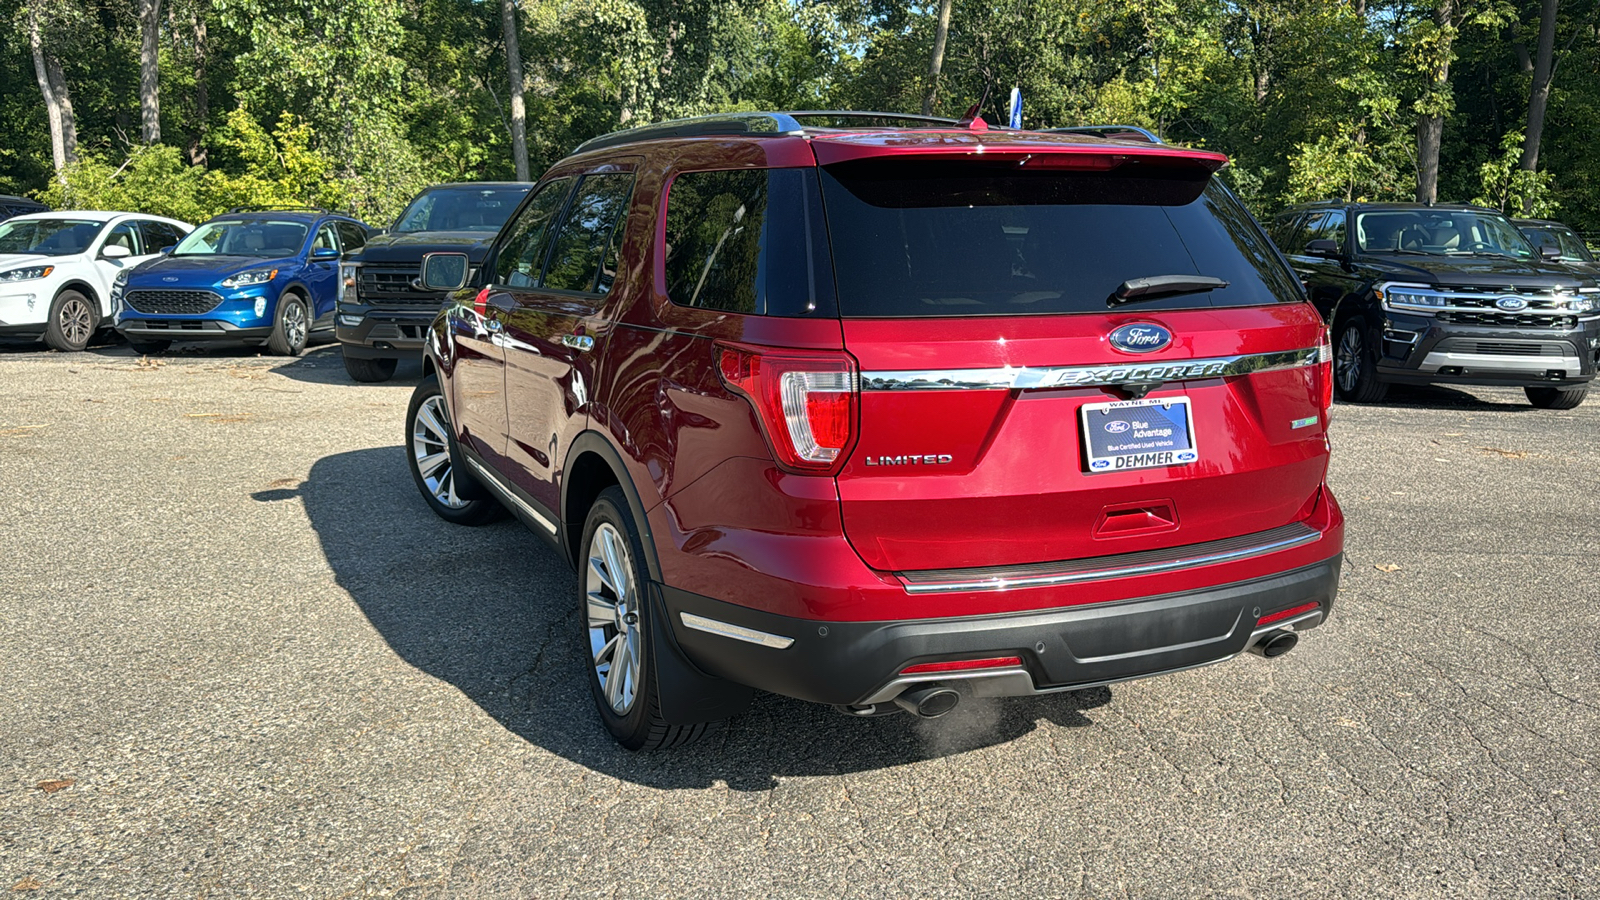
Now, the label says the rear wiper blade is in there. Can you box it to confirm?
[1110,274,1228,306]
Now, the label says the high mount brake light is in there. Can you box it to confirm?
[717,343,858,474]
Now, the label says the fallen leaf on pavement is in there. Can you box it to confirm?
[12,876,42,891]
[1478,447,1529,459]
[1375,563,1400,573]
[36,779,74,794]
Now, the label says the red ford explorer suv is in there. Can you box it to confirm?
[405,112,1345,750]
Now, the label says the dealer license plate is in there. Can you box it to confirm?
[1081,396,1199,473]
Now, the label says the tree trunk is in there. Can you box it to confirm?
[1415,0,1454,204]
[28,5,77,175]
[1519,0,1559,179]
[139,0,162,143]
[921,0,954,116]
[189,7,208,166]
[500,0,529,181]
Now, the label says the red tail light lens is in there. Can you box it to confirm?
[900,656,1023,675]
[717,343,858,473]
[1316,327,1334,414]
[1258,601,1321,627]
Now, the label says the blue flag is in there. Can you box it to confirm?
[1008,87,1022,129]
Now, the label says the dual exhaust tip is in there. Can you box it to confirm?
[858,631,1298,718]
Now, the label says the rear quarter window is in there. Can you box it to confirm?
[818,159,1305,318]
[663,169,836,316]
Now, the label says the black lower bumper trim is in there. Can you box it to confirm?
[662,556,1342,706]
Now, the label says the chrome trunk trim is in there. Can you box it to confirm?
[896,522,1322,594]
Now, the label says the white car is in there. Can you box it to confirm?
[0,211,193,351]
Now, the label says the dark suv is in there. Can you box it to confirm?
[405,112,1345,749]
[1271,202,1600,408]
[336,182,530,382]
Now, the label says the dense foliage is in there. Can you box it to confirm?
[6,0,1598,231]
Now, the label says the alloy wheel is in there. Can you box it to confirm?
[1335,324,1363,393]
[284,300,308,348]
[586,523,641,715]
[59,297,92,347]
[411,395,469,509]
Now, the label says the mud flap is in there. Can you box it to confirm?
[648,583,755,724]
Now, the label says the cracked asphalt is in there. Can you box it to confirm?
[1,340,1597,898]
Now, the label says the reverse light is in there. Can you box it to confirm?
[221,268,278,289]
[901,656,1024,675]
[717,343,858,473]
[1317,327,1333,414]
[0,265,54,282]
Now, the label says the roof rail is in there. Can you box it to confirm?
[573,110,969,155]
[225,204,327,214]
[1041,125,1163,144]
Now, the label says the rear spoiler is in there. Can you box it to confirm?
[1041,125,1163,144]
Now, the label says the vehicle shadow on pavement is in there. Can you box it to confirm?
[1356,383,1542,411]
[286,447,1113,789]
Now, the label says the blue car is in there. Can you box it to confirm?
[113,207,372,356]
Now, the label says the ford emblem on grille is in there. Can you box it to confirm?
[1108,323,1173,354]
[162,276,179,283]
[1495,296,1529,312]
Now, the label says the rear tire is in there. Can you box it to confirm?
[581,486,715,751]
[266,292,309,357]
[126,338,171,355]
[1334,316,1388,403]
[1524,386,1587,409]
[344,353,398,383]
[405,374,504,525]
[44,290,97,352]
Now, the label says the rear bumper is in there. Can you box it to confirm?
[663,555,1341,707]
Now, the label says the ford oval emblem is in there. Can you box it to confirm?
[1108,323,1173,354]
[1495,296,1528,312]
[162,276,180,283]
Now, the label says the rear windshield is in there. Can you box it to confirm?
[818,160,1302,317]
[393,187,529,233]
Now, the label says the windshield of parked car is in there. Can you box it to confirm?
[0,218,105,256]
[172,219,309,258]
[391,187,527,233]
[819,159,1303,317]
[1354,210,1537,259]
[1519,224,1595,262]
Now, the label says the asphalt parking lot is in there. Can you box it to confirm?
[2,340,1596,898]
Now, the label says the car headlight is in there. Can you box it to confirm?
[0,265,55,283]
[221,268,278,289]
[111,270,129,306]
[1376,283,1447,312]
[339,264,359,303]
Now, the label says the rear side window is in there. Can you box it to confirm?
[1285,212,1327,255]
[542,174,635,294]
[1311,210,1346,249]
[663,169,837,316]
[335,222,367,253]
[138,220,183,251]
[818,159,1305,317]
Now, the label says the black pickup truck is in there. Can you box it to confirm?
[336,182,530,382]
[1270,201,1600,409]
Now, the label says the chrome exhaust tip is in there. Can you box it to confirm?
[1249,629,1299,659]
[892,685,961,718]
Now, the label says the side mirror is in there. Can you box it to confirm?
[101,244,132,259]
[420,252,470,291]
[159,245,174,255]
[311,246,341,260]
[1305,239,1342,259]
[1540,245,1562,260]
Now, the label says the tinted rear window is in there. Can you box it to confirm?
[818,160,1303,317]
[663,169,837,316]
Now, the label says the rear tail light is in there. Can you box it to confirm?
[1316,327,1333,414]
[900,656,1024,675]
[717,343,858,474]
